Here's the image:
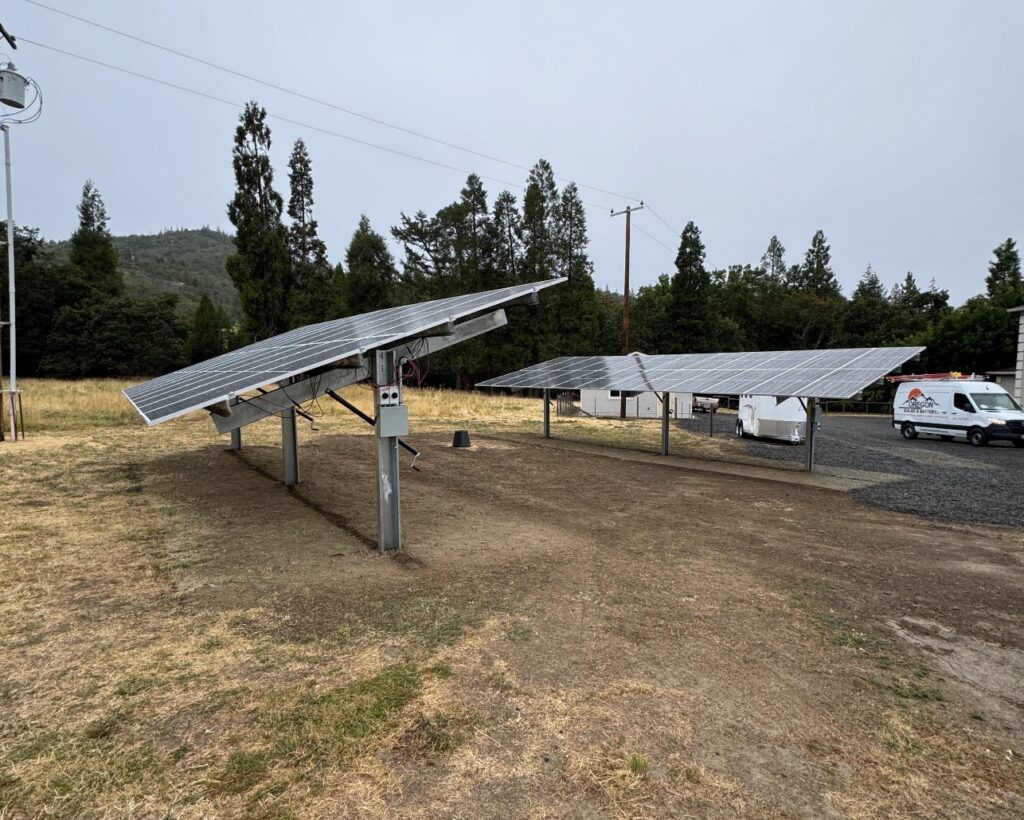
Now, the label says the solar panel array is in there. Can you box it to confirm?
[126,279,564,425]
[478,347,926,400]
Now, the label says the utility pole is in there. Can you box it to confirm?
[610,201,643,418]
[0,22,12,441]
[0,26,38,442]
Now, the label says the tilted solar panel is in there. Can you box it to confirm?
[477,347,925,400]
[126,279,565,425]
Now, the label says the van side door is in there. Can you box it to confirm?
[951,391,977,434]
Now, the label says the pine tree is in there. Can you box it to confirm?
[522,159,559,281]
[541,182,597,357]
[69,180,122,296]
[842,264,891,345]
[344,216,396,315]
[790,230,841,296]
[668,221,712,352]
[285,138,334,326]
[459,174,491,290]
[985,238,1022,306]
[489,191,523,287]
[185,293,227,363]
[760,235,786,281]
[226,102,292,340]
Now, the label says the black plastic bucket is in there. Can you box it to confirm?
[452,430,471,448]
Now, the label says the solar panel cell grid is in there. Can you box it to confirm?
[477,347,925,400]
[126,279,564,425]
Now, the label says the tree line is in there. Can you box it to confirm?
[2,99,1021,384]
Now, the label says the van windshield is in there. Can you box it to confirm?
[970,393,1022,412]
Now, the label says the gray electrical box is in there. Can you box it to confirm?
[377,404,409,437]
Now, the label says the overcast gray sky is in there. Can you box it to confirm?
[4,0,1021,304]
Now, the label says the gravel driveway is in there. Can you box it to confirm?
[736,415,1023,529]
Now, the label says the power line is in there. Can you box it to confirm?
[23,0,642,203]
[21,38,629,218]
[21,38,532,193]
[644,203,682,241]
[634,224,675,253]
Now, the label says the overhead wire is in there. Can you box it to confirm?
[19,37,532,194]
[23,0,642,203]
[633,224,675,254]
[643,203,683,242]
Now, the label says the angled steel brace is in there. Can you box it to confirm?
[383,308,507,359]
[207,309,507,434]
[210,365,369,433]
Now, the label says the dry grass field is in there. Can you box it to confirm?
[1,379,1022,818]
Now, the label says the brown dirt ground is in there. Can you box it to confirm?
[2,421,1023,818]
[159,427,1024,810]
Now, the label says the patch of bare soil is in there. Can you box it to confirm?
[137,429,1024,817]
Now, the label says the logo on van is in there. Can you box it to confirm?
[900,388,937,411]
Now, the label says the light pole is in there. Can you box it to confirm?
[0,58,42,441]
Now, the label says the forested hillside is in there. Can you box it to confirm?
[48,228,239,317]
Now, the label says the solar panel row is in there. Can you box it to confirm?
[125,279,565,425]
[477,347,925,400]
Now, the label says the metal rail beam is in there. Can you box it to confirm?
[543,388,551,438]
[209,309,508,434]
[211,366,368,434]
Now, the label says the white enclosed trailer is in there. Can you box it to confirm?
[735,395,807,443]
[579,389,693,419]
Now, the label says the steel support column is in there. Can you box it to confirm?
[229,398,242,450]
[281,385,299,485]
[543,388,551,438]
[805,397,817,472]
[661,392,670,455]
[375,349,401,552]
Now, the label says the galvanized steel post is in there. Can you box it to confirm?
[661,392,670,455]
[281,387,299,486]
[229,397,242,450]
[805,397,817,472]
[375,349,402,551]
[543,388,551,438]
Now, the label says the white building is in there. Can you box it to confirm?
[578,390,693,419]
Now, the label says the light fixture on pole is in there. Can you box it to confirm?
[0,54,43,442]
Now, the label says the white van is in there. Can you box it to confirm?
[892,380,1024,447]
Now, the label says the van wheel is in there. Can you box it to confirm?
[735,420,744,438]
[1013,440,1024,449]
[968,428,988,447]
[900,422,918,440]
[939,435,954,442]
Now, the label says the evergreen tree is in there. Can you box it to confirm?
[226,102,291,340]
[286,138,334,326]
[631,274,673,353]
[185,293,228,363]
[540,182,598,357]
[521,159,559,281]
[458,173,491,291]
[985,238,1022,307]
[488,190,523,287]
[42,295,187,377]
[842,265,892,345]
[760,235,787,281]
[668,221,712,352]
[344,216,396,315]
[69,180,122,296]
[789,230,841,296]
